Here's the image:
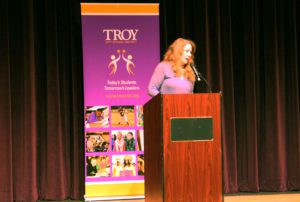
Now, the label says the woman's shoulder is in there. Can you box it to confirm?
[157,61,172,68]
[155,61,173,72]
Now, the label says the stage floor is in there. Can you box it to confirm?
[40,192,300,202]
[85,192,300,202]
[224,192,300,202]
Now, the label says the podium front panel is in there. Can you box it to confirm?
[171,117,213,141]
[144,93,223,202]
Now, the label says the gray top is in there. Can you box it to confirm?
[148,61,194,97]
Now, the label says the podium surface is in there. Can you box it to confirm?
[144,93,223,202]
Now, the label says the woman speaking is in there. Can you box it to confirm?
[148,38,196,97]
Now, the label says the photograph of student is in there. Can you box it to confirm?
[112,157,123,177]
[87,157,98,176]
[136,105,144,126]
[125,131,136,151]
[137,155,144,176]
[86,156,110,177]
[117,107,129,126]
[86,132,110,153]
[121,155,136,176]
[85,106,109,128]
[112,131,126,152]
[110,106,135,127]
[96,156,110,177]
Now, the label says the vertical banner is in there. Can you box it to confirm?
[80,3,160,200]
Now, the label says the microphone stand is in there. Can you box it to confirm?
[198,72,212,93]
[190,63,201,82]
[190,63,212,93]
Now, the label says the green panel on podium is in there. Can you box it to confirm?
[171,117,213,141]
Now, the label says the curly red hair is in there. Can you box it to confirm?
[163,38,196,81]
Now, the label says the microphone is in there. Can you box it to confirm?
[190,63,201,82]
[190,63,212,93]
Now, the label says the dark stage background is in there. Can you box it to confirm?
[0,0,299,201]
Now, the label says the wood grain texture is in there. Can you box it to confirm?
[144,95,164,202]
[144,93,222,202]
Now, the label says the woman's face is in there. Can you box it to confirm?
[91,159,97,166]
[87,140,93,149]
[96,110,103,117]
[180,43,192,65]
[127,133,133,140]
[124,157,130,164]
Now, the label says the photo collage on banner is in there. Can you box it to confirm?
[85,105,144,180]
[81,3,159,199]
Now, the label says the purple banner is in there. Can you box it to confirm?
[81,3,160,199]
[82,16,159,106]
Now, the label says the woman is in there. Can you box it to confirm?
[112,157,123,177]
[125,131,135,151]
[148,38,196,97]
[123,155,136,176]
[113,132,125,152]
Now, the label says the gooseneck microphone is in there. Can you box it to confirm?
[190,63,212,93]
[190,63,201,82]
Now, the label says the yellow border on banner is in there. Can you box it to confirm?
[85,182,144,197]
[81,3,159,15]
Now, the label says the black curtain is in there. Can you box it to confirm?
[0,0,299,201]
[160,0,300,193]
[0,0,84,201]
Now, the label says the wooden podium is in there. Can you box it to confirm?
[144,93,223,202]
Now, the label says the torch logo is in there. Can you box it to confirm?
[108,49,135,75]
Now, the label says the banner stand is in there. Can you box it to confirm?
[80,3,160,200]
